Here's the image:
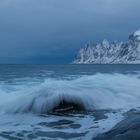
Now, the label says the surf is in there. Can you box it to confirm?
[0,73,140,115]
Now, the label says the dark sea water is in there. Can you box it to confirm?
[0,64,140,140]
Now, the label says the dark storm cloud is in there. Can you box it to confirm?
[0,0,140,63]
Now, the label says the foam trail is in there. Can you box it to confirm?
[0,73,140,114]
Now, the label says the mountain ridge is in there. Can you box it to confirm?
[73,29,140,64]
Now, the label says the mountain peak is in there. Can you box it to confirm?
[133,29,140,40]
[102,39,109,45]
[72,29,140,64]
[102,39,110,48]
[134,29,140,37]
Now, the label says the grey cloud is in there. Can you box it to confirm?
[0,0,140,63]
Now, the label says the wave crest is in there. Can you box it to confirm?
[1,73,140,114]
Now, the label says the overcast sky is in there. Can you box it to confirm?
[0,0,140,64]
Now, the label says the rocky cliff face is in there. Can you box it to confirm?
[73,29,140,64]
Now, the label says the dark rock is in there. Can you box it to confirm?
[51,100,85,114]
[93,110,140,140]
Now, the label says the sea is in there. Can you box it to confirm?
[0,64,140,140]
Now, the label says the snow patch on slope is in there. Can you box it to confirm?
[73,29,140,64]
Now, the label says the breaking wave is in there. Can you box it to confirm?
[0,73,140,114]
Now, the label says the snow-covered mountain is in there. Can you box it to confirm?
[73,29,140,64]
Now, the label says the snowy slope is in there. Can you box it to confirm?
[73,29,140,64]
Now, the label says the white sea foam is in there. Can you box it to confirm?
[0,73,140,139]
[0,73,140,114]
